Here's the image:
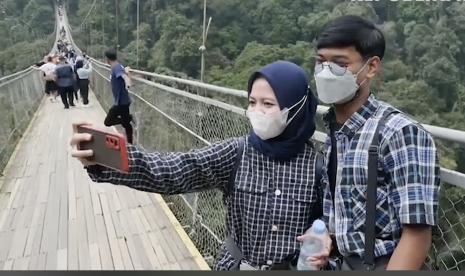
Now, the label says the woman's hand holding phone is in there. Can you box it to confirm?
[70,121,129,173]
[70,121,97,166]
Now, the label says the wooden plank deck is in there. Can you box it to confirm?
[0,92,209,270]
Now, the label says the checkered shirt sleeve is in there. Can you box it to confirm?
[383,123,440,226]
[87,139,239,195]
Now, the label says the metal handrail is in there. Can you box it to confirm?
[91,62,465,189]
[71,14,465,188]
[90,57,247,98]
[0,69,37,88]
[0,67,34,83]
[89,57,465,146]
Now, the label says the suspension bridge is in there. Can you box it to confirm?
[0,5,464,271]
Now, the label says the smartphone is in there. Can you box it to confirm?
[76,124,129,173]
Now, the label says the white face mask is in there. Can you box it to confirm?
[247,95,307,140]
[314,60,369,105]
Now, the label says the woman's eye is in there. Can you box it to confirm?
[264,102,274,107]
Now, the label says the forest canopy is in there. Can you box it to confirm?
[67,0,465,171]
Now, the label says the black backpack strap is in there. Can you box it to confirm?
[309,152,324,223]
[225,236,245,270]
[224,137,246,269]
[223,137,245,206]
[226,137,245,197]
[315,152,324,186]
[364,109,398,270]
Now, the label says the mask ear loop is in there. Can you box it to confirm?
[354,58,372,84]
[285,89,309,125]
[351,58,372,101]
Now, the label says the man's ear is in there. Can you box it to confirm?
[366,56,381,80]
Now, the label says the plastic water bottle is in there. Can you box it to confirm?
[297,219,327,270]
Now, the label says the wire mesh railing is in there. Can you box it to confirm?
[91,63,248,264]
[433,187,465,270]
[0,69,44,172]
[88,60,465,270]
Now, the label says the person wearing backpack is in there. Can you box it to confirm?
[70,61,326,270]
[301,15,440,270]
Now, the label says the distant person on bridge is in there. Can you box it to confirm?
[57,40,66,54]
[75,51,87,63]
[34,54,48,68]
[306,15,440,270]
[66,50,80,102]
[55,56,76,109]
[75,59,92,105]
[70,61,326,270]
[39,55,58,102]
[102,49,134,144]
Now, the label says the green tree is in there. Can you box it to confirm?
[122,23,152,68]
[378,79,436,123]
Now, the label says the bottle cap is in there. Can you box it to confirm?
[312,219,327,235]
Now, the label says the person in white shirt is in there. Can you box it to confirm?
[75,60,92,105]
[75,51,86,64]
[39,56,58,102]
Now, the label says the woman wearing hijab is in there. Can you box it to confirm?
[70,61,325,270]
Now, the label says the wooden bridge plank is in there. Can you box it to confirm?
[67,219,79,270]
[45,250,57,270]
[123,233,143,270]
[3,259,14,270]
[94,214,114,269]
[0,90,208,271]
[76,197,91,270]
[0,230,14,262]
[89,243,102,270]
[8,227,29,260]
[56,248,68,270]
[117,238,134,270]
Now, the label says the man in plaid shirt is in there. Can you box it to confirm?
[305,16,441,270]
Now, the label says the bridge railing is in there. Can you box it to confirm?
[88,59,465,270]
[0,67,36,85]
[52,1,465,267]
[0,69,44,172]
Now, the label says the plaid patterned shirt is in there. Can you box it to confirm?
[322,95,440,259]
[87,137,321,270]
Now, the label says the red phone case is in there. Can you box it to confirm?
[76,125,129,173]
